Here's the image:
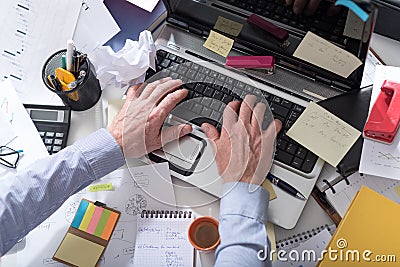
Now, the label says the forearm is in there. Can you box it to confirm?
[215,182,272,267]
[0,128,124,255]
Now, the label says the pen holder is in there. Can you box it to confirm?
[42,49,102,111]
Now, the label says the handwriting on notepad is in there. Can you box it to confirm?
[286,102,360,167]
[203,30,234,58]
[293,31,362,78]
[214,16,243,37]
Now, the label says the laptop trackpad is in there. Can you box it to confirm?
[151,134,206,174]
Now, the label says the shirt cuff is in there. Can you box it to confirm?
[220,182,270,222]
[74,128,125,178]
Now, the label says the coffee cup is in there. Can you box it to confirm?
[188,216,220,251]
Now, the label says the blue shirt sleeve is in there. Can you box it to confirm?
[0,128,124,255]
[215,182,272,267]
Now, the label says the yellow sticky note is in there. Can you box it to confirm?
[54,233,104,267]
[214,16,243,37]
[203,30,234,58]
[89,183,113,192]
[262,179,277,200]
[293,31,362,78]
[287,102,361,167]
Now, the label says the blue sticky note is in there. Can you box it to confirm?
[71,200,89,229]
[335,0,369,22]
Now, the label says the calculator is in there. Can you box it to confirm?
[24,104,71,155]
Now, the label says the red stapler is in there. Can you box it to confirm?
[363,80,400,144]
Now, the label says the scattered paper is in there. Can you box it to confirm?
[0,109,17,146]
[2,163,177,267]
[203,30,234,58]
[293,31,362,78]
[0,0,81,105]
[214,16,243,37]
[262,179,277,200]
[73,0,121,54]
[125,0,159,12]
[287,102,361,167]
[359,66,400,180]
[360,49,383,88]
[91,30,156,93]
[0,80,48,178]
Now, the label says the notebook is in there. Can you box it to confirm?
[134,210,194,267]
[325,172,400,217]
[146,0,377,229]
[318,186,400,267]
[53,199,120,267]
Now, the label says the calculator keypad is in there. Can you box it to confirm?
[41,131,64,154]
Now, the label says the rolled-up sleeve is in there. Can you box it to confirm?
[0,128,124,255]
[215,182,272,267]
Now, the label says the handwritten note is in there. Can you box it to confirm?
[89,183,113,192]
[134,215,194,266]
[214,16,243,37]
[293,31,362,78]
[287,102,361,167]
[343,10,372,42]
[203,30,234,58]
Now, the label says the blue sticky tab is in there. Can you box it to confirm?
[335,0,369,22]
[71,200,89,229]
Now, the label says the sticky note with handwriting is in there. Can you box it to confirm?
[286,102,360,167]
[203,30,234,58]
[89,183,113,192]
[293,31,362,78]
[214,16,243,37]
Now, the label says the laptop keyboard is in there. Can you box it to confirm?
[219,0,347,45]
[146,49,318,174]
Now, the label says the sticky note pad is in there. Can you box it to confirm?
[293,31,362,78]
[79,203,96,231]
[203,30,234,58]
[214,16,243,37]
[101,211,119,240]
[71,199,89,229]
[54,233,104,267]
[94,209,111,238]
[287,102,360,167]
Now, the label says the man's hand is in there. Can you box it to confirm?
[108,77,192,159]
[202,95,282,186]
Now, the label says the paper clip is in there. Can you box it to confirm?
[363,80,400,144]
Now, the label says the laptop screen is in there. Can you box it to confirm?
[163,0,377,91]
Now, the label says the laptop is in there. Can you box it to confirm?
[144,0,377,229]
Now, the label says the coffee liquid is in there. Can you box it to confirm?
[194,222,219,249]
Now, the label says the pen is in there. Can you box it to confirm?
[66,40,75,72]
[267,173,306,200]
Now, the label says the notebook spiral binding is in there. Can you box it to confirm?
[140,210,193,219]
[323,175,352,194]
[275,223,337,250]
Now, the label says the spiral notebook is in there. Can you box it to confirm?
[134,210,194,267]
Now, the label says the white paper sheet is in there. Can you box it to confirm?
[91,30,156,95]
[126,0,159,12]
[0,109,17,146]
[359,66,400,180]
[73,0,121,54]
[0,0,81,105]
[360,50,383,88]
[0,80,48,178]
[2,163,177,267]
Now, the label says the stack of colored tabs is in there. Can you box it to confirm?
[53,199,120,267]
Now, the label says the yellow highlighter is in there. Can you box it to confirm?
[55,68,80,101]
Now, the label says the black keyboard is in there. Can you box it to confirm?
[219,0,347,45]
[146,50,318,174]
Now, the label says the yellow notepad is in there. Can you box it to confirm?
[318,186,400,266]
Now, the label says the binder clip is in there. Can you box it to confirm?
[363,80,400,144]
[225,55,275,74]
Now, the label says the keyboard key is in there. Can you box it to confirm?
[160,59,171,69]
[202,107,212,117]
[288,111,300,121]
[293,104,305,113]
[195,83,205,93]
[211,110,222,122]
[204,87,215,98]
[285,120,294,130]
[168,54,177,61]
[211,99,221,111]
[55,133,64,138]
[286,143,298,155]
[277,139,287,150]
[281,99,293,109]
[295,147,307,159]
[39,131,45,137]
[193,103,203,114]
[45,139,53,145]
[46,132,55,137]
[291,157,303,169]
[54,139,63,146]
[46,146,52,152]
[301,153,318,173]
[222,94,233,104]
[53,146,62,152]
[275,150,293,165]
[270,103,289,118]
[213,90,224,101]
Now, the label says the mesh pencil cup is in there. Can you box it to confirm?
[42,49,101,111]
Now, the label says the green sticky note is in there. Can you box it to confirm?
[89,183,113,192]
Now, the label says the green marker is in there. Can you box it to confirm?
[61,55,67,69]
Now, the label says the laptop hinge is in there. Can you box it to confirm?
[167,17,189,30]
